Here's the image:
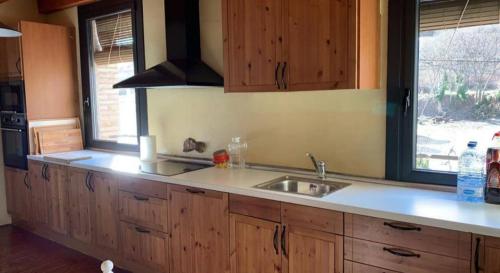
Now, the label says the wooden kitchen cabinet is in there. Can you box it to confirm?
[120,222,170,273]
[68,167,93,244]
[230,214,282,273]
[222,0,380,92]
[19,21,79,120]
[4,167,30,221]
[29,161,49,226]
[119,190,169,233]
[169,184,230,273]
[0,37,22,81]
[45,163,69,235]
[473,235,500,273]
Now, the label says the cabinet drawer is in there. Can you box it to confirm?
[345,214,471,259]
[229,194,281,222]
[344,261,399,273]
[345,237,470,273]
[120,222,169,273]
[119,191,168,232]
[118,176,168,199]
[282,203,343,235]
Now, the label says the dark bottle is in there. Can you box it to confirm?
[485,132,500,204]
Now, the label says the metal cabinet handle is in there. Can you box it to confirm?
[186,188,205,194]
[0,128,22,132]
[383,247,420,258]
[281,62,287,89]
[273,225,279,255]
[88,173,95,192]
[475,237,482,273]
[16,58,21,74]
[135,227,151,234]
[133,195,150,201]
[23,173,30,190]
[41,164,46,180]
[43,164,50,181]
[383,222,421,231]
[85,172,94,192]
[275,62,281,89]
[281,225,287,257]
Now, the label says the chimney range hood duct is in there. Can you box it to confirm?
[113,0,223,89]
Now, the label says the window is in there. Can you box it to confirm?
[386,0,499,185]
[79,0,147,151]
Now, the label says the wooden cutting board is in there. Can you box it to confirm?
[38,128,83,154]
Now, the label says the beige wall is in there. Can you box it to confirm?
[0,0,79,225]
[145,0,389,178]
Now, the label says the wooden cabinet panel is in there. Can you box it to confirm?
[119,190,168,233]
[281,203,343,235]
[345,237,470,273]
[284,0,353,91]
[169,185,230,273]
[19,21,78,120]
[223,0,283,92]
[68,168,92,244]
[46,163,69,235]
[37,0,97,14]
[473,235,500,273]
[118,176,168,199]
[29,161,49,226]
[0,37,22,81]
[120,222,170,273]
[229,194,281,222]
[284,226,343,273]
[344,261,400,273]
[5,167,30,220]
[90,172,119,251]
[230,214,282,273]
[345,213,471,259]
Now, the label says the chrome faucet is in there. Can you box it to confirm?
[306,153,327,180]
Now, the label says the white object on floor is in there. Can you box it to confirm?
[101,260,114,273]
[140,135,157,162]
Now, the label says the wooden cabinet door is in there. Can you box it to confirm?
[119,191,169,232]
[19,21,78,120]
[90,172,119,251]
[223,0,283,92]
[120,222,170,273]
[46,164,69,235]
[283,0,354,91]
[4,167,29,218]
[68,168,93,244]
[230,214,282,273]
[169,185,230,273]
[29,161,49,226]
[474,235,500,273]
[0,37,22,80]
[37,0,98,14]
[283,226,343,273]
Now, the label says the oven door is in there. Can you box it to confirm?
[0,81,25,113]
[1,127,28,169]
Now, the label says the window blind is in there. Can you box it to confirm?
[93,10,134,65]
[420,0,500,32]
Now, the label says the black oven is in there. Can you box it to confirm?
[0,113,28,170]
[0,80,25,113]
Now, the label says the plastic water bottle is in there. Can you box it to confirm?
[228,137,247,169]
[457,141,485,202]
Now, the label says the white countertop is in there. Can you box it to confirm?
[28,150,500,237]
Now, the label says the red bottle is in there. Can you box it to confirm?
[485,132,500,204]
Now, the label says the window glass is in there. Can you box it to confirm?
[416,0,499,172]
[89,10,138,145]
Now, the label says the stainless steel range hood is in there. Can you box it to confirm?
[113,0,223,89]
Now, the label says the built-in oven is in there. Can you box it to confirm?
[0,80,25,114]
[0,113,28,170]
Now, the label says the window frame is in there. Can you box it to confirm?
[385,0,457,186]
[78,0,148,152]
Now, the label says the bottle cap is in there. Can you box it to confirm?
[232,137,240,143]
[467,141,478,148]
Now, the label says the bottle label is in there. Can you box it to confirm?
[487,165,500,189]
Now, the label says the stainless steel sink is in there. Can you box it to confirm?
[254,176,350,198]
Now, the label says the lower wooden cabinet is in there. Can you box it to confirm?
[120,222,170,273]
[5,167,30,221]
[45,163,69,235]
[230,214,282,273]
[29,161,49,226]
[68,168,119,251]
[473,235,500,273]
[169,185,230,273]
[284,226,343,273]
[344,261,399,273]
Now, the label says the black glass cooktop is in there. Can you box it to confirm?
[140,160,210,176]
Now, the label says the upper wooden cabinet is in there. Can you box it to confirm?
[37,0,97,14]
[0,37,22,81]
[19,21,79,120]
[222,0,380,92]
